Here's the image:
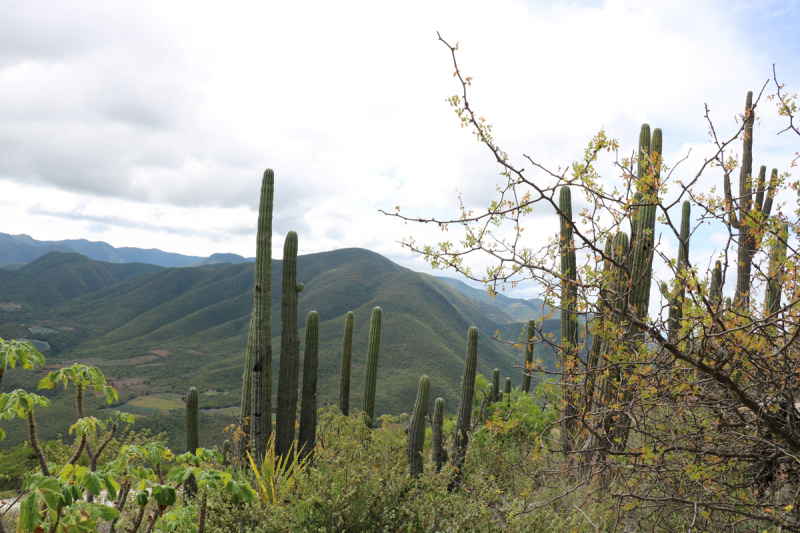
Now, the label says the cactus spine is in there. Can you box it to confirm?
[275,231,302,460]
[521,319,534,393]
[492,369,500,403]
[431,397,445,472]
[559,185,578,446]
[504,377,511,404]
[668,201,691,342]
[361,307,382,427]
[186,387,199,454]
[452,327,478,488]
[406,375,430,479]
[338,311,354,416]
[246,169,274,464]
[298,311,319,462]
[766,223,789,315]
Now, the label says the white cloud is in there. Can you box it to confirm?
[0,0,797,299]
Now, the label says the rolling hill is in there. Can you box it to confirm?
[0,249,557,449]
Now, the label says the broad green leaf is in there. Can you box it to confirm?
[95,504,120,521]
[82,471,102,496]
[135,490,149,507]
[18,491,42,532]
[152,484,177,506]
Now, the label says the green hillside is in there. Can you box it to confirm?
[0,249,555,449]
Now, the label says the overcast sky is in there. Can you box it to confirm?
[1,0,798,298]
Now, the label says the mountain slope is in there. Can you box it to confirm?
[0,248,551,448]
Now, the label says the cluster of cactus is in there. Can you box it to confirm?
[239,169,324,465]
[724,92,779,307]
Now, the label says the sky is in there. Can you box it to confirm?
[1,0,798,299]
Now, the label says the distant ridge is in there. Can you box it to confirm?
[436,276,553,322]
[0,232,253,268]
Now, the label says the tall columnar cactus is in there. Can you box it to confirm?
[452,327,478,488]
[338,311,355,416]
[186,387,199,454]
[275,231,302,460]
[559,185,578,445]
[585,238,613,414]
[298,311,319,462]
[245,169,274,463]
[765,223,789,315]
[521,319,535,393]
[406,375,430,479]
[668,201,691,342]
[710,261,723,307]
[629,126,660,322]
[504,377,511,404]
[362,307,382,427]
[491,369,500,403]
[723,92,779,306]
[431,397,445,472]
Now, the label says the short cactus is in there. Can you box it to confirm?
[492,369,500,403]
[521,319,535,393]
[504,377,511,405]
[431,398,445,472]
[407,375,430,479]
[362,307,382,427]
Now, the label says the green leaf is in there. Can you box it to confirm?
[82,471,103,496]
[152,484,177,506]
[19,492,42,532]
[226,480,256,504]
[135,490,149,507]
[95,504,120,521]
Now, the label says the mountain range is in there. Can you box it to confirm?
[0,232,253,268]
[0,246,560,450]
